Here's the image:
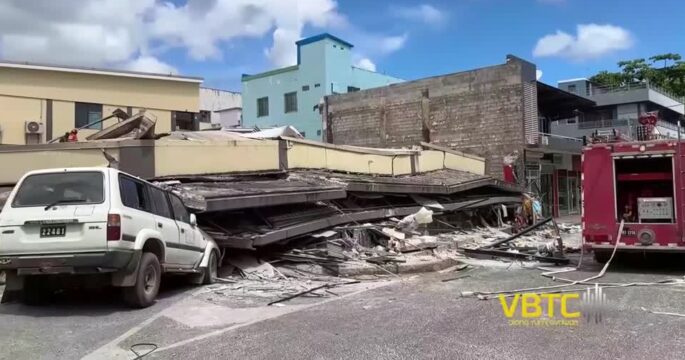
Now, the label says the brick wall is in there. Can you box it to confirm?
[327,56,536,178]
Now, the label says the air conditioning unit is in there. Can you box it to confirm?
[25,121,44,134]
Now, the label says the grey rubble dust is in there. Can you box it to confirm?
[203,222,582,306]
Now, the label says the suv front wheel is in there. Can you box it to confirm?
[203,250,219,285]
[123,253,161,308]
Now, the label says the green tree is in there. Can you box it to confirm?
[590,53,685,98]
[591,70,624,88]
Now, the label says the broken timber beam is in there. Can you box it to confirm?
[483,217,553,249]
[267,281,360,306]
[462,247,569,264]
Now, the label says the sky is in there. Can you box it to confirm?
[0,0,683,92]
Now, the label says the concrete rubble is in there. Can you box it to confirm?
[195,204,581,303]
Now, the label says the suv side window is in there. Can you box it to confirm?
[119,175,151,212]
[169,194,190,224]
[148,186,173,219]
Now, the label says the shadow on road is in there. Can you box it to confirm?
[0,275,195,316]
[577,251,685,276]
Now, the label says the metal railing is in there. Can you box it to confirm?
[539,132,583,142]
[538,133,583,152]
[590,82,685,104]
[577,119,629,129]
[587,125,675,143]
[635,125,672,141]
[655,120,682,132]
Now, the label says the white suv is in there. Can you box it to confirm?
[0,167,220,308]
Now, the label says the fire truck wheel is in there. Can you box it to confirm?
[593,250,611,264]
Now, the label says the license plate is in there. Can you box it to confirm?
[40,225,66,237]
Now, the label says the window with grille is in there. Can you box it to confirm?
[284,92,297,113]
[257,97,269,117]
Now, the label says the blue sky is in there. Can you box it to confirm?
[1,0,683,92]
[188,0,685,90]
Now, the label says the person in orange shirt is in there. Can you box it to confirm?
[67,129,78,142]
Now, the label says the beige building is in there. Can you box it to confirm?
[0,61,203,145]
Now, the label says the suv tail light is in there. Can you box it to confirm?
[107,214,121,241]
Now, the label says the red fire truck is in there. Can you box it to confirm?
[582,116,684,262]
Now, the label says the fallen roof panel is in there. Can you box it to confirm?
[160,176,346,212]
[294,169,522,194]
[252,195,520,247]
[204,188,346,212]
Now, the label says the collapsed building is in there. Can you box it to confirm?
[322,55,596,218]
[0,108,578,283]
[0,115,523,232]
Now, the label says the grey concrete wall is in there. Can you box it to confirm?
[326,56,531,177]
[591,87,649,107]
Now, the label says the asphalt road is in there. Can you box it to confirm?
[2,254,685,360]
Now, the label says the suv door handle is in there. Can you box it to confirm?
[180,228,185,234]
[157,222,163,228]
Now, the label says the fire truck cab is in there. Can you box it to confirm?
[583,138,685,262]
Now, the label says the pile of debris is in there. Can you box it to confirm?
[152,163,580,272]
[457,218,571,264]
[197,252,364,306]
[207,208,580,292]
[156,168,523,250]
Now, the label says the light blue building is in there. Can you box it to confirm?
[241,33,403,139]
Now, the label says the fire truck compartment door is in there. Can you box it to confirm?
[584,148,617,234]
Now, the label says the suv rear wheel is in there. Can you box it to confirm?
[123,253,161,308]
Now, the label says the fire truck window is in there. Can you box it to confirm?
[614,157,674,223]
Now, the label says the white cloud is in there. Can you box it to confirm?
[347,33,406,73]
[379,33,408,54]
[533,24,633,61]
[148,0,345,66]
[391,4,447,26]
[536,69,543,80]
[0,0,151,67]
[125,56,177,74]
[264,28,300,68]
[0,0,347,72]
[355,58,376,71]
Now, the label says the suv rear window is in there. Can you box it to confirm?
[148,186,173,219]
[119,175,151,212]
[169,194,190,223]
[12,172,104,207]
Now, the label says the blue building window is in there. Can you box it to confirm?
[302,85,310,91]
[284,92,298,113]
[257,97,269,117]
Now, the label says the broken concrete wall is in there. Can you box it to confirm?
[0,134,487,185]
[327,56,536,178]
[418,147,485,175]
[154,139,280,177]
[285,138,415,175]
[0,143,121,185]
